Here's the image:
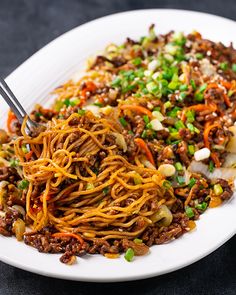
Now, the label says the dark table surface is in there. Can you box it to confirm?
[0,0,236,294]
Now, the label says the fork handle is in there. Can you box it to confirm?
[0,77,38,131]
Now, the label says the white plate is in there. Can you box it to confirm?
[0,9,236,282]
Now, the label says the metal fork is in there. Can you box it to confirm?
[0,76,45,135]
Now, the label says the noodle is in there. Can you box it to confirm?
[14,112,172,240]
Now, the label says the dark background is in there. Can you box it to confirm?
[0,0,236,294]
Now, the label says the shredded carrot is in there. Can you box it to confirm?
[203,123,221,149]
[7,110,17,133]
[185,186,195,207]
[206,83,219,90]
[209,196,222,208]
[211,152,221,168]
[181,104,217,122]
[206,82,231,106]
[104,253,120,259]
[52,232,84,244]
[134,138,155,166]
[223,93,231,107]
[81,81,96,98]
[39,195,51,202]
[25,151,33,161]
[187,220,196,231]
[120,105,153,118]
[221,80,232,89]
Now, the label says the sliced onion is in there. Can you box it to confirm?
[140,157,156,170]
[83,105,100,117]
[226,125,236,153]
[150,205,173,227]
[13,218,25,241]
[112,133,127,152]
[223,153,236,168]
[12,205,26,217]
[189,160,236,179]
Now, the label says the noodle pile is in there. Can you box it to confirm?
[14,112,174,240]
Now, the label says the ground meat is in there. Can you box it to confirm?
[215,179,233,201]
[122,130,138,155]
[0,167,20,182]
[0,210,20,236]
[132,115,145,137]
[176,141,191,166]
[155,224,183,244]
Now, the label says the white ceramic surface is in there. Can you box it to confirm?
[0,9,235,282]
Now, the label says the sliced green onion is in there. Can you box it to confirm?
[174,120,185,130]
[179,84,188,91]
[22,145,28,154]
[186,110,195,123]
[141,130,147,138]
[195,53,203,60]
[175,162,183,171]
[185,206,195,218]
[188,178,196,188]
[124,248,134,262]
[195,202,208,211]
[164,101,172,109]
[103,187,110,195]
[143,115,149,125]
[18,179,29,190]
[35,112,42,117]
[128,130,134,135]
[111,77,121,87]
[179,92,187,100]
[93,102,103,107]
[63,98,71,107]
[168,81,179,90]
[134,238,143,244]
[176,176,185,185]
[119,117,128,127]
[167,107,181,118]
[194,92,204,102]
[132,57,142,66]
[10,158,19,168]
[153,106,161,112]
[190,79,196,91]
[232,64,236,73]
[162,180,171,189]
[146,82,159,94]
[199,84,207,93]
[209,160,214,173]
[188,145,195,155]
[78,109,85,116]
[219,62,228,71]
[213,184,223,196]
[187,123,200,134]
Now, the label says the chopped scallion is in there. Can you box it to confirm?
[188,145,195,155]
[124,248,134,262]
[195,202,208,211]
[213,184,223,196]
[185,206,195,218]
[188,178,196,188]
[175,162,183,171]
[143,115,149,125]
[174,120,185,130]
[209,160,214,173]
[190,79,196,91]
[176,176,185,185]
[18,179,29,190]
[119,117,128,127]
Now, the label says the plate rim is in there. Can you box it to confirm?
[1,8,236,282]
